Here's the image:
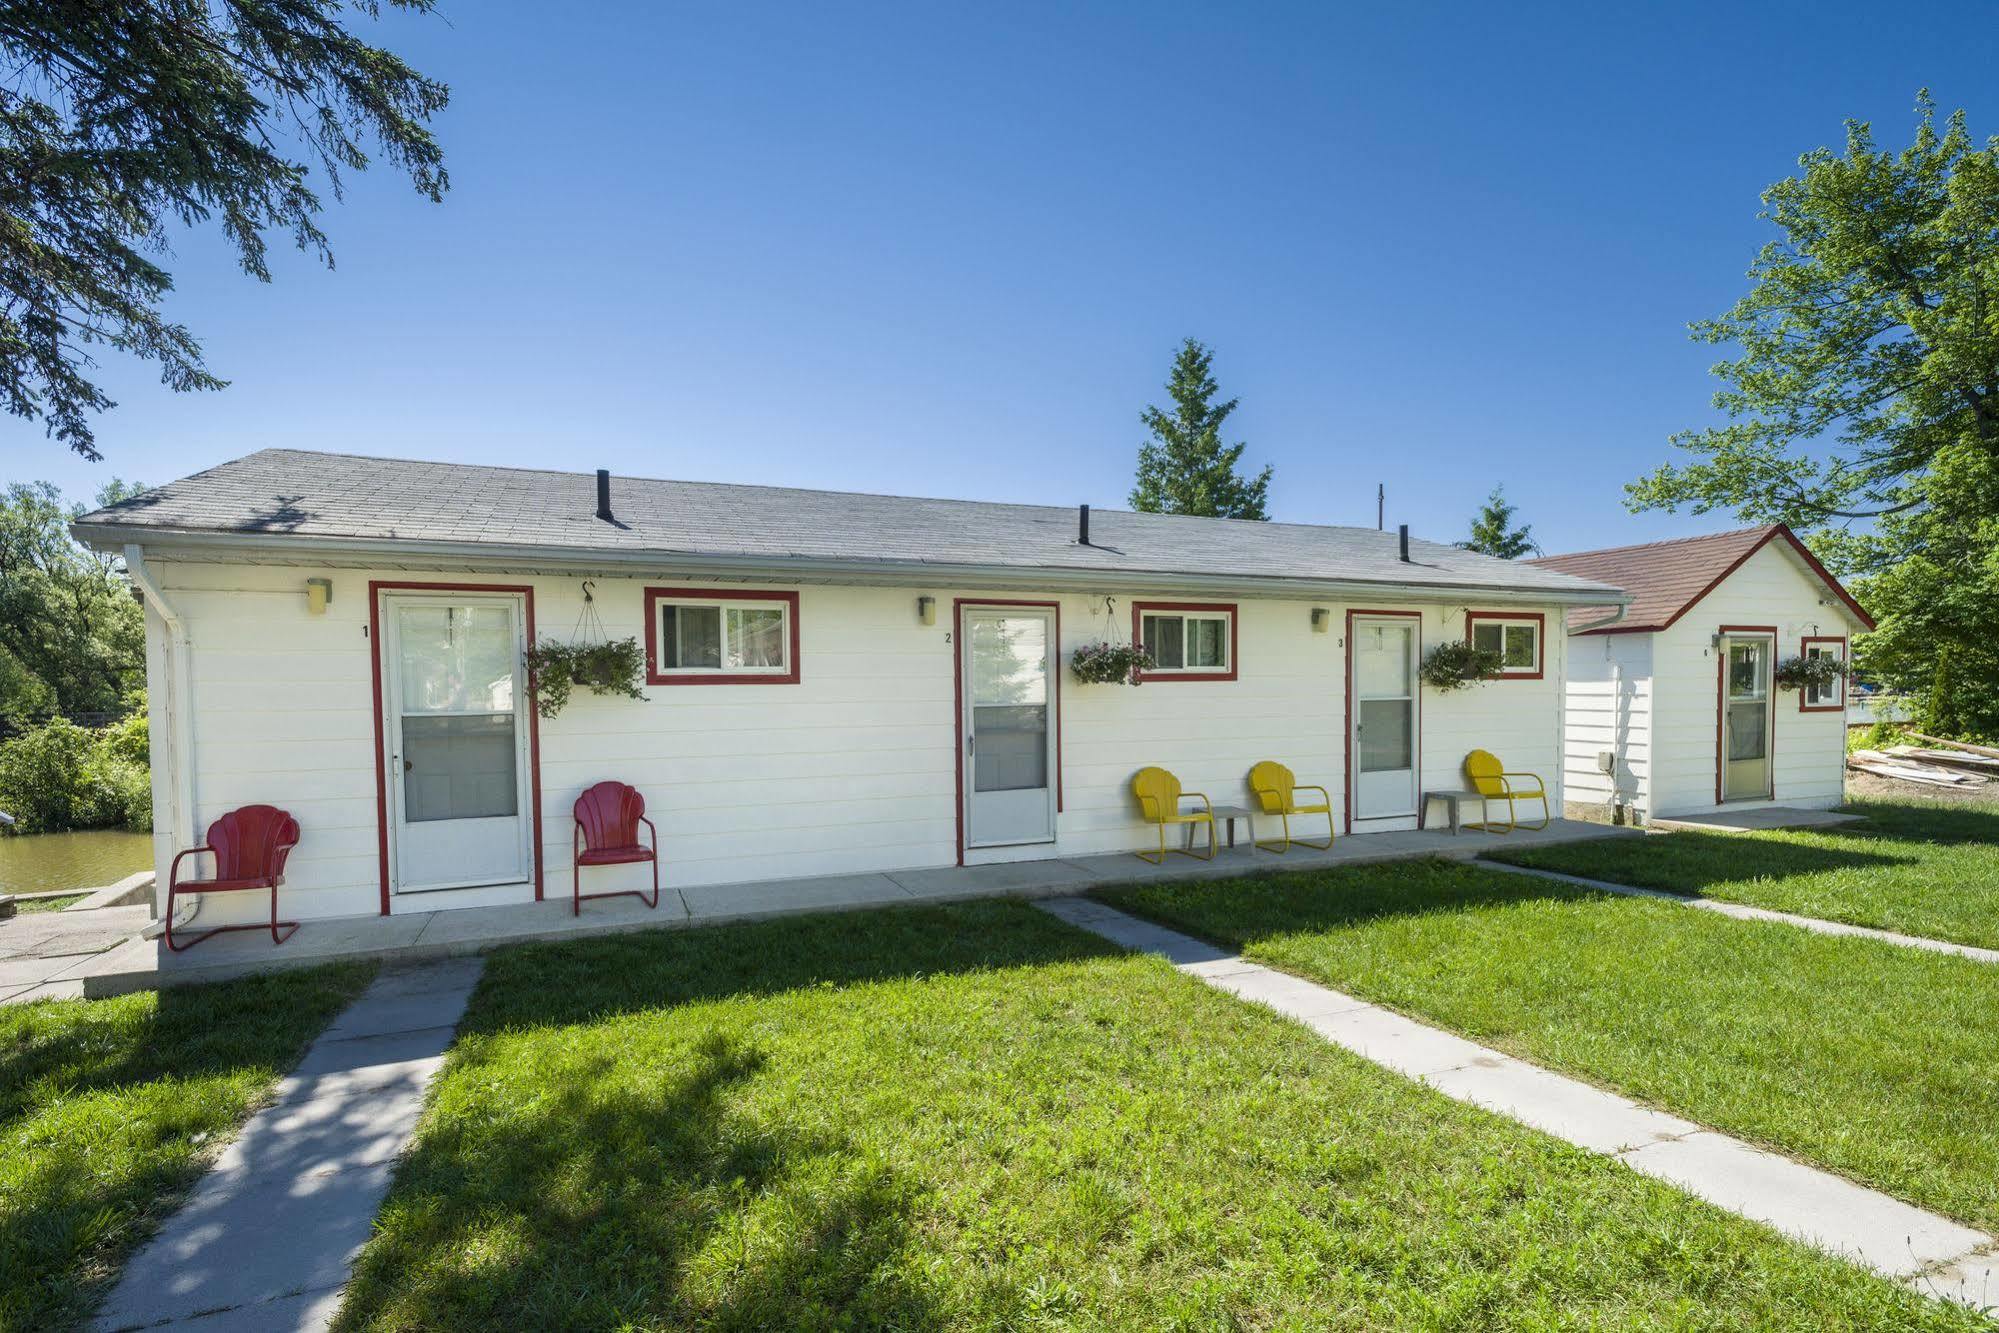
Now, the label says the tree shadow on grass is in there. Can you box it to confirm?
[1840,798,1999,848]
[334,1029,957,1332]
[1094,856,1626,953]
[463,898,1125,1036]
[1487,829,1917,893]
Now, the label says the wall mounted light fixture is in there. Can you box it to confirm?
[1310,607,1330,632]
[305,577,333,615]
[917,596,936,626]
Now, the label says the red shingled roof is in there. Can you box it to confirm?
[1527,524,1874,634]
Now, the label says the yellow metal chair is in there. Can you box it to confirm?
[1463,749,1550,833]
[1131,766,1216,863]
[1247,760,1334,852]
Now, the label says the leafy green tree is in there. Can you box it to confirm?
[1,1,450,461]
[1459,485,1537,558]
[0,480,147,720]
[1628,95,1999,736]
[1131,338,1272,520]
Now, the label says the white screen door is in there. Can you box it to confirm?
[383,593,533,892]
[962,607,1056,848]
[1721,633,1774,801]
[1351,616,1419,820]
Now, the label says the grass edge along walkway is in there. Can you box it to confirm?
[1,962,377,1331]
[1038,896,1999,1316]
[1480,858,1999,963]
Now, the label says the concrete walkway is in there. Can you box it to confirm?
[1484,860,1999,965]
[94,957,485,1332]
[0,902,151,1005]
[1649,806,1864,833]
[1035,897,1998,1313]
[27,819,1627,1004]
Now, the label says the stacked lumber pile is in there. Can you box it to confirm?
[1848,733,1998,788]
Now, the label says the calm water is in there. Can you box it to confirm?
[0,830,154,893]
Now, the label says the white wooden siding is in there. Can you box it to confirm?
[145,558,1573,922]
[1560,630,1652,814]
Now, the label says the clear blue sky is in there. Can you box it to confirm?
[11,2,1997,552]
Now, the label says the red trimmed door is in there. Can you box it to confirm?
[381,592,535,892]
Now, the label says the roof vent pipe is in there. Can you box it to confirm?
[1078,503,1090,546]
[596,469,612,522]
[1398,524,1410,562]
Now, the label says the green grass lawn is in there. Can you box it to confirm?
[333,901,1976,1331]
[1102,859,1999,1239]
[1,964,374,1330]
[1487,798,1999,950]
[14,894,87,914]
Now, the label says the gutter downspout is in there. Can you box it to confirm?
[123,545,196,850]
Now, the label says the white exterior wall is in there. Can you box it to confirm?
[144,557,1572,923]
[1558,541,1858,822]
[1560,629,1652,816]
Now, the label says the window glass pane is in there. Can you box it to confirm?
[1728,701,1768,760]
[1472,622,1504,655]
[1728,642,1766,699]
[1358,699,1413,771]
[1188,616,1227,668]
[727,607,786,669]
[398,604,515,713]
[1142,615,1184,669]
[1355,624,1412,697]
[972,704,1048,791]
[1503,625,1537,669]
[402,714,518,821]
[969,616,1047,707]
[662,605,722,669]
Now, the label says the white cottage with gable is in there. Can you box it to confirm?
[73,449,1627,928]
[1530,525,1874,824]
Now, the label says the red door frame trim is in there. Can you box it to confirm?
[1463,609,1546,680]
[1344,609,1424,835]
[1798,635,1848,713]
[370,580,545,915]
[1714,625,1778,805]
[643,586,802,685]
[1130,600,1240,682]
[953,598,1062,865]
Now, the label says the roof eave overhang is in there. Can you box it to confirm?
[76,525,1631,609]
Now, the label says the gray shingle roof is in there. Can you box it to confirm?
[74,448,1625,601]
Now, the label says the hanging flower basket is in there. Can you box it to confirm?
[1420,641,1504,693]
[1071,641,1153,685]
[524,637,646,718]
[1775,653,1847,694]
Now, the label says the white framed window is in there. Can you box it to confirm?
[1801,636,1847,711]
[645,588,799,684]
[1134,603,1236,681]
[1467,612,1543,678]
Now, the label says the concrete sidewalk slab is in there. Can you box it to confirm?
[93,958,484,1332]
[1036,896,1999,1314]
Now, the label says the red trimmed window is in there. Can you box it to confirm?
[1799,635,1846,712]
[644,588,800,685]
[1466,611,1544,679]
[1132,602,1238,682]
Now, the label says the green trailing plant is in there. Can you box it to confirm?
[1775,653,1849,694]
[1070,642,1153,685]
[1420,641,1504,693]
[524,638,645,719]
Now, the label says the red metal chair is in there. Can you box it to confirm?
[573,781,660,916]
[166,805,301,952]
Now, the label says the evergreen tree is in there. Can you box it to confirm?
[1,1,451,460]
[1459,485,1537,558]
[1130,339,1272,520]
